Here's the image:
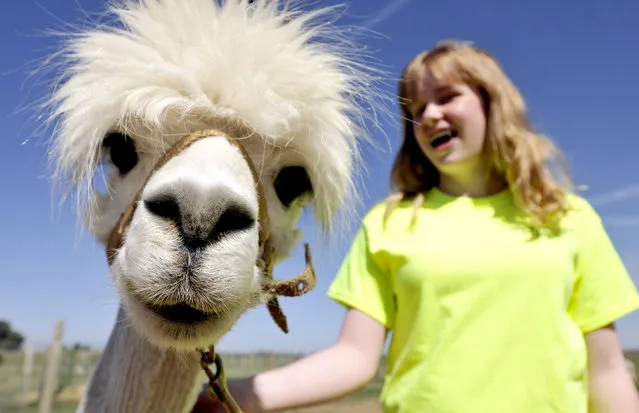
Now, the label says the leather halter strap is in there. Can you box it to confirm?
[105,129,316,333]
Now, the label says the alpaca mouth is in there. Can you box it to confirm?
[146,302,221,324]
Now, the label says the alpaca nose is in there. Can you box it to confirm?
[143,192,256,252]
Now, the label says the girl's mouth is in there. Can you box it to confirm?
[430,129,458,150]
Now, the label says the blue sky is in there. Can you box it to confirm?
[1,0,638,354]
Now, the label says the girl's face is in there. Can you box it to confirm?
[409,75,488,173]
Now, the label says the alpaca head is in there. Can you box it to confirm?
[44,0,381,351]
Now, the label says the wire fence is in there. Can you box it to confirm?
[0,319,635,413]
[0,345,386,413]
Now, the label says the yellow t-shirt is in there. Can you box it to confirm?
[327,188,639,413]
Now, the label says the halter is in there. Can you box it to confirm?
[105,128,317,331]
[104,129,318,411]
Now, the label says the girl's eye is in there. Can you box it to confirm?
[437,93,456,105]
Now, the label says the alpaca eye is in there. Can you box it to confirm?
[274,166,313,208]
[102,132,138,175]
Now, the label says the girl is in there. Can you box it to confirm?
[193,40,639,413]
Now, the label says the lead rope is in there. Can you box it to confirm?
[200,346,244,413]
[197,242,317,413]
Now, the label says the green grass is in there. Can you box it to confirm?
[343,376,384,401]
[1,400,78,413]
[0,349,96,413]
[626,350,639,367]
[0,349,384,412]
[2,347,634,412]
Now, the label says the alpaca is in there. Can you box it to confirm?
[39,0,384,412]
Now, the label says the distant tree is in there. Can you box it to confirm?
[72,342,91,351]
[0,320,24,350]
[0,321,9,338]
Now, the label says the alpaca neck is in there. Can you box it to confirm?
[78,306,204,413]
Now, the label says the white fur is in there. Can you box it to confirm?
[46,0,383,234]
[38,0,387,411]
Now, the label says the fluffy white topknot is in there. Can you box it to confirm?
[43,0,386,233]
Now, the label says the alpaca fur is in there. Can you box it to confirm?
[40,0,384,411]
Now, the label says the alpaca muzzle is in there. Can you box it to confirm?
[105,129,317,334]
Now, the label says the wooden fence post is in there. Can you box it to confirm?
[38,320,64,413]
[268,352,275,369]
[21,344,35,406]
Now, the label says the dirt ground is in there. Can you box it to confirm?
[42,386,384,413]
[12,396,383,413]
[285,397,383,413]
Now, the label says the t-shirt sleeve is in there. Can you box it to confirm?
[327,221,396,329]
[568,201,639,333]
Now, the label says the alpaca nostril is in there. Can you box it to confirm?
[206,205,256,244]
[181,235,208,254]
[179,205,255,253]
[144,195,181,223]
[144,190,256,252]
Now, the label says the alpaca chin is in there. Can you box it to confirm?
[120,290,246,351]
[113,261,266,351]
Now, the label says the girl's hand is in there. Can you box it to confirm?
[191,379,259,413]
[190,308,387,412]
